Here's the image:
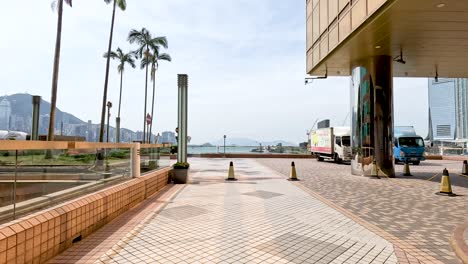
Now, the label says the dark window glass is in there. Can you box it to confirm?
[398,137,424,147]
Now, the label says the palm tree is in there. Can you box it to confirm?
[141,51,171,143]
[98,0,127,143]
[104,48,136,142]
[48,0,73,143]
[128,28,168,143]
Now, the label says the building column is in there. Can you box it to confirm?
[177,74,188,163]
[350,56,395,177]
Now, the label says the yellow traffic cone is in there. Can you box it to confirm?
[226,161,237,181]
[436,168,456,196]
[288,161,299,181]
[403,161,412,176]
[369,161,380,179]
[462,160,468,176]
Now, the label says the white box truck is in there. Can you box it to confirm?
[310,127,352,163]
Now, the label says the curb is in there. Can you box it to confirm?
[451,221,468,264]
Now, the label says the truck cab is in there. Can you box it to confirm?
[394,127,425,165]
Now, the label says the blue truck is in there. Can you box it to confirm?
[394,126,426,165]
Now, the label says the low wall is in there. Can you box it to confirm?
[189,153,313,159]
[0,167,171,264]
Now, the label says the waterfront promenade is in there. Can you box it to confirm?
[45,158,465,264]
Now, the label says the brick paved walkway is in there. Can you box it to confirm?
[48,158,458,264]
[258,159,468,264]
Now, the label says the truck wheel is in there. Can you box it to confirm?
[316,155,324,161]
[334,154,342,164]
[412,161,420,165]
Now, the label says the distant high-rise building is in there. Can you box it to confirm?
[158,131,176,144]
[428,78,468,140]
[0,98,12,130]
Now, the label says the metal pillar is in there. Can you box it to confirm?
[350,56,395,177]
[31,96,41,140]
[177,74,188,163]
[116,117,121,143]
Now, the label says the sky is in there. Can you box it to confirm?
[0,0,428,144]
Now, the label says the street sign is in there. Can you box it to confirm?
[146,113,152,125]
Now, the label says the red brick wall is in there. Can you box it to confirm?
[0,167,171,264]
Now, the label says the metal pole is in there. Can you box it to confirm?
[223,135,226,157]
[177,74,188,163]
[116,117,120,143]
[13,150,17,219]
[106,101,112,143]
[106,110,110,143]
[31,96,41,140]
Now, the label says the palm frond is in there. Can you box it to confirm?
[128,29,142,44]
[103,0,112,4]
[151,36,168,49]
[51,0,72,11]
[103,51,119,59]
[127,56,136,69]
[117,0,126,11]
[158,53,172,62]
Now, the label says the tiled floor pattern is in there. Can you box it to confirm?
[47,184,185,264]
[258,159,468,264]
[93,158,402,264]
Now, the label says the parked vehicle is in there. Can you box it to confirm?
[310,127,351,163]
[394,126,425,165]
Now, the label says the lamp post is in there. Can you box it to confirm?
[106,101,112,143]
[223,135,226,157]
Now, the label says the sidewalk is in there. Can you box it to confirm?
[49,158,425,264]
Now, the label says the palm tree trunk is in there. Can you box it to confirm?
[149,74,156,143]
[116,70,123,142]
[48,0,64,143]
[118,70,123,118]
[143,56,149,143]
[99,0,117,143]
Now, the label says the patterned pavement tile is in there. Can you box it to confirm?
[258,159,468,264]
[94,158,402,264]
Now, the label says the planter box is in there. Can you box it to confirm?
[173,168,189,184]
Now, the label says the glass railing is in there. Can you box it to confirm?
[187,145,309,154]
[140,144,172,174]
[0,141,170,223]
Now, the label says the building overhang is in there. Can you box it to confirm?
[308,0,468,78]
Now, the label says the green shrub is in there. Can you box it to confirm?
[173,162,190,169]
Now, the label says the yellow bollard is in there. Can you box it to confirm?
[462,160,468,176]
[436,168,456,196]
[288,161,299,181]
[403,161,412,176]
[226,161,237,181]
